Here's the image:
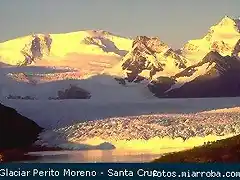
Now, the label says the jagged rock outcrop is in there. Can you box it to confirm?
[232,39,240,57]
[211,41,232,54]
[235,18,240,32]
[148,77,176,96]
[20,34,52,65]
[82,36,127,56]
[0,103,43,150]
[7,95,36,100]
[58,85,91,99]
[120,36,188,80]
[149,51,240,98]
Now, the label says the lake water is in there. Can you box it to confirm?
[21,150,163,163]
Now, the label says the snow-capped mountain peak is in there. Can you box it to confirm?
[182,16,240,63]
[131,36,169,53]
[208,16,239,37]
[0,30,133,66]
[217,16,236,27]
[116,36,188,81]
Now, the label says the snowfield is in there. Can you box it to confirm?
[2,97,240,153]
[1,65,240,152]
[0,30,132,65]
[2,97,240,129]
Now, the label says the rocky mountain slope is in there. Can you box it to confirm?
[116,36,189,80]
[0,102,42,150]
[149,51,240,98]
[109,17,239,82]
[113,16,240,98]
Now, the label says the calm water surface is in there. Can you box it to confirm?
[21,150,163,163]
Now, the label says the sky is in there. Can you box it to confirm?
[0,0,239,48]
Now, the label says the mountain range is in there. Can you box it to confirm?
[0,16,240,98]
[1,16,240,161]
